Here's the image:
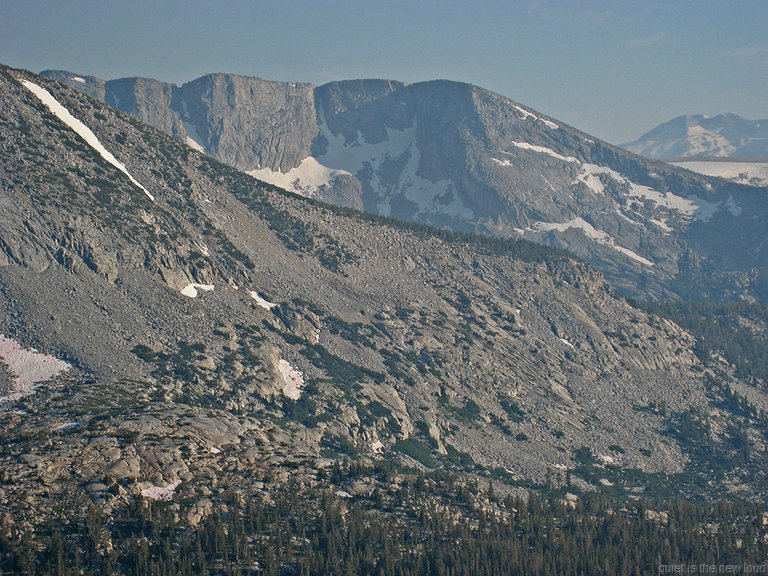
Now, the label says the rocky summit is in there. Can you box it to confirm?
[41,69,768,303]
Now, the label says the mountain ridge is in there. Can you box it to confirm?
[3,64,767,525]
[622,113,768,159]
[40,68,768,304]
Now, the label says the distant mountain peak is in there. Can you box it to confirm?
[623,113,768,159]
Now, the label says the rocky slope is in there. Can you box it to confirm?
[41,70,768,303]
[2,66,768,532]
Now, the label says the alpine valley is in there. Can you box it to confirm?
[2,65,768,574]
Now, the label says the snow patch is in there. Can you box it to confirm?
[491,157,514,167]
[180,283,214,298]
[532,218,654,266]
[185,136,204,152]
[71,76,86,84]
[507,140,736,221]
[21,79,155,201]
[179,97,206,152]
[248,291,278,311]
[560,338,574,349]
[0,335,71,403]
[54,422,82,431]
[371,440,384,454]
[250,115,473,220]
[248,157,346,196]
[279,359,305,400]
[141,480,182,501]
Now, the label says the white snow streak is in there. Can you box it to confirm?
[21,79,155,201]
[532,218,654,266]
[508,142,578,163]
[71,76,86,84]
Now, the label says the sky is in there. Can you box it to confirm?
[1,0,766,144]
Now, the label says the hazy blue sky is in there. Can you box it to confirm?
[1,0,766,144]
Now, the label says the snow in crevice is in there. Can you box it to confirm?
[20,79,155,201]
[507,140,739,221]
[512,105,559,129]
[279,359,305,400]
[179,97,205,152]
[507,142,578,163]
[530,218,654,267]
[649,218,673,233]
[71,76,86,84]
[248,290,278,311]
[180,283,214,298]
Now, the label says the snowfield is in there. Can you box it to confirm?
[0,335,71,403]
[671,160,768,188]
[20,79,155,201]
[278,359,305,400]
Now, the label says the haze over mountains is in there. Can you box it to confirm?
[622,113,768,159]
[623,113,768,188]
[40,69,768,303]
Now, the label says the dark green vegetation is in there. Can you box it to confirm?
[1,468,766,576]
[640,300,768,384]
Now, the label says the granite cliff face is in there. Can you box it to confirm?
[41,69,768,303]
[3,65,767,525]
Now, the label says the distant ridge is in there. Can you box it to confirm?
[622,113,768,159]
